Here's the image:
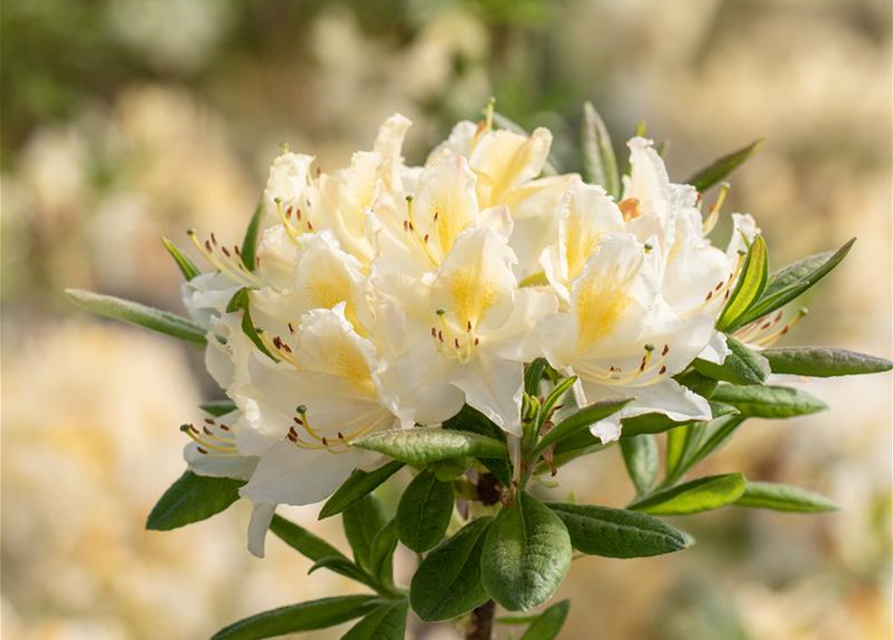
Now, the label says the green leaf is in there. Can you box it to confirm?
[620,434,658,496]
[340,600,408,640]
[210,595,382,640]
[240,201,264,271]
[548,503,692,558]
[368,519,400,590]
[66,289,207,345]
[710,384,827,418]
[410,517,494,622]
[199,399,237,417]
[686,138,764,192]
[319,461,404,520]
[534,398,633,455]
[664,424,706,484]
[629,473,746,515]
[619,402,737,438]
[717,236,769,332]
[396,469,455,553]
[693,337,770,385]
[307,556,380,592]
[226,288,277,361]
[431,457,471,481]
[524,358,548,397]
[676,415,747,476]
[269,514,346,562]
[732,238,855,330]
[442,406,511,485]
[162,237,201,281]
[734,481,838,513]
[481,492,572,611]
[581,102,620,199]
[352,427,508,466]
[762,346,892,378]
[537,376,578,424]
[146,471,243,531]
[519,600,571,640]
[342,494,387,572]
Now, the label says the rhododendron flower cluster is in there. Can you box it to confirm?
[69,103,890,640]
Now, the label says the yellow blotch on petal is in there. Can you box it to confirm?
[574,278,632,352]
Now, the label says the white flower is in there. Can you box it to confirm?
[538,232,714,442]
[374,208,556,434]
[434,119,578,278]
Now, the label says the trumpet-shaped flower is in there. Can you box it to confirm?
[374,209,556,434]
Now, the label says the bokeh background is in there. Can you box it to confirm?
[2,1,891,638]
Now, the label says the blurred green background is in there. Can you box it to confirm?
[2,1,891,639]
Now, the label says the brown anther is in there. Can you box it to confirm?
[433,211,439,221]
[221,246,231,257]
[618,197,642,222]
[285,206,293,219]
[438,330,444,342]
[780,326,790,336]
[287,432,297,442]
[474,337,480,346]
[219,424,231,431]
[288,323,295,334]
[282,343,293,354]
[662,344,670,356]
[296,209,302,220]
[408,221,415,231]
[203,426,214,435]
[197,447,208,454]
[761,322,771,330]
[273,336,283,349]
[337,431,345,440]
[204,418,216,424]
[715,281,724,291]
[307,221,313,230]
[705,291,713,301]
[454,338,461,349]
[466,320,472,331]
[659,365,667,375]
[205,239,213,252]
[234,245,241,256]
[403,220,409,231]
[293,417,304,425]
[431,327,437,337]
[639,359,647,372]
[211,233,218,245]
[724,290,731,299]
[321,437,329,446]
[316,167,322,178]
[423,233,429,243]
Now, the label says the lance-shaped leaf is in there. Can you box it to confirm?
[534,398,633,456]
[319,461,404,520]
[307,556,380,592]
[693,337,770,385]
[548,503,692,558]
[731,238,855,330]
[628,473,746,516]
[352,427,507,466]
[162,237,201,281]
[676,415,747,477]
[146,471,243,531]
[620,434,658,496]
[663,423,707,485]
[368,518,400,591]
[66,289,207,345]
[710,384,827,418]
[581,102,620,199]
[525,358,549,397]
[240,201,264,271]
[735,481,838,513]
[200,399,237,417]
[442,406,511,485]
[619,401,737,438]
[210,595,382,640]
[519,600,571,640]
[341,600,409,640]
[269,514,345,563]
[481,492,572,612]
[342,494,387,572]
[686,138,764,192]
[226,288,277,361]
[410,517,493,621]
[717,236,769,332]
[396,469,455,553]
[761,346,892,378]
